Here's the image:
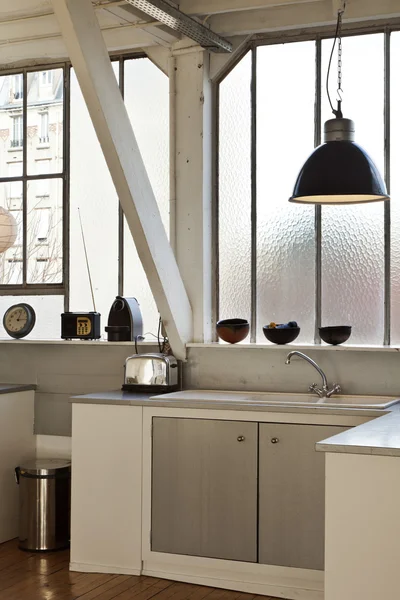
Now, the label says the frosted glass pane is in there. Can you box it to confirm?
[0,295,63,339]
[321,34,384,344]
[256,42,315,343]
[123,58,169,336]
[391,32,400,343]
[70,66,119,332]
[219,52,251,324]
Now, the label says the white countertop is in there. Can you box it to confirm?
[71,388,387,417]
[316,404,400,457]
[70,388,400,456]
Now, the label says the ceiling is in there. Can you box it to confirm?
[0,0,400,68]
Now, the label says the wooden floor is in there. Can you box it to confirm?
[0,540,279,600]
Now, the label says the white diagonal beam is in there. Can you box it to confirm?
[179,0,324,15]
[51,0,192,359]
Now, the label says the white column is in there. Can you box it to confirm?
[173,46,213,342]
[51,0,192,360]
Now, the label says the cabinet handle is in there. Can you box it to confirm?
[271,437,279,444]
[237,436,245,442]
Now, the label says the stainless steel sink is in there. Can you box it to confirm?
[158,390,400,410]
[245,392,400,410]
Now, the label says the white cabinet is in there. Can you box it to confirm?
[259,423,348,570]
[151,417,258,562]
[0,390,35,543]
[151,417,350,570]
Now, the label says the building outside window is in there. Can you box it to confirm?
[41,71,53,86]
[39,112,49,144]
[11,115,23,148]
[12,74,23,101]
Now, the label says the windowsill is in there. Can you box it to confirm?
[1,340,398,352]
[0,339,158,346]
[36,144,50,149]
[187,342,400,353]
[8,146,22,152]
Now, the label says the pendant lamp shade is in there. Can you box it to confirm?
[0,207,17,253]
[290,117,389,204]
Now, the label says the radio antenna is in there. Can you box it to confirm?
[78,208,97,312]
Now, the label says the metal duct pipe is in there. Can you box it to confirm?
[124,0,232,52]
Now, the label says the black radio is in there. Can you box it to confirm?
[61,312,101,340]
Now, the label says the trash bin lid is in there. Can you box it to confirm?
[19,459,71,477]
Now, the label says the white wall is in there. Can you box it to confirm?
[0,341,398,439]
[0,340,158,436]
[185,345,400,397]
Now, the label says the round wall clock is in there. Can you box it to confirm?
[3,303,36,339]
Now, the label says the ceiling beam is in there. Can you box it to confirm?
[210,1,332,35]
[0,21,164,50]
[51,0,193,359]
[101,4,181,45]
[179,0,324,16]
[209,0,400,36]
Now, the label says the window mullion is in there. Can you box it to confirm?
[384,29,391,345]
[250,46,257,343]
[314,39,322,345]
[22,70,27,286]
[63,64,71,312]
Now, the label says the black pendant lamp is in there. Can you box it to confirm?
[290,3,389,205]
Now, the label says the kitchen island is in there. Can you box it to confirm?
[316,406,400,600]
[70,389,391,600]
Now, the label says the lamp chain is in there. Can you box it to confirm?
[336,5,345,102]
[326,0,346,118]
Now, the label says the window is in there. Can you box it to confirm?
[11,115,23,148]
[0,67,65,298]
[0,56,169,339]
[218,30,400,346]
[41,71,53,86]
[12,75,23,101]
[39,112,49,143]
[35,160,51,196]
[70,56,169,336]
[8,162,22,200]
[34,207,50,243]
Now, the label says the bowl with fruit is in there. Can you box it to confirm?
[263,321,300,345]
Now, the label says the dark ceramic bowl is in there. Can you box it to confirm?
[217,319,249,344]
[319,326,352,345]
[263,326,300,345]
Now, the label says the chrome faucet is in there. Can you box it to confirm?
[285,351,341,399]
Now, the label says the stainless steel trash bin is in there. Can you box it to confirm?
[15,459,71,551]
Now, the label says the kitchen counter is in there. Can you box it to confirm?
[70,389,400,456]
[0,384,36,394]
[316,403,400,457]
[71,389,387,418]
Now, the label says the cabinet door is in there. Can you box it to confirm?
[259,423,349,571]
[151,417,258,562]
